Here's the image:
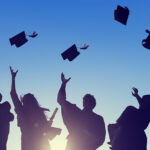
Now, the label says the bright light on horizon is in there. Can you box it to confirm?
[51,137,67,150]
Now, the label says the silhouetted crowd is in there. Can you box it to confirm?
[1,3,150,150]
[0,67,150,150]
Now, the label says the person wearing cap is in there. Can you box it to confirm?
[57,73,106,150]
[109,88,150,150]
[0,93,14,150]
[9,67,61,150]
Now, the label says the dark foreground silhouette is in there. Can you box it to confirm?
[0,93,14,150]
[10,67,61,150]
[0,67,149,150]
[57,73,106,150]
[108,88,150,150]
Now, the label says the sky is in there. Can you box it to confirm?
[0,0,150,150]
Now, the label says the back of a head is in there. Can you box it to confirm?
[21,93,47,125]
[83,94,96,110]
[21,93,40,109]
[2,101,11,111]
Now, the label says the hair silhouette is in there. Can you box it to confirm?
[20,93,48,124]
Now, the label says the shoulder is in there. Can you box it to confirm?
[61,100,82,117]
[121,105,139,117]
[64,100,81,110]
[92,112,105,123]
[117,105,138,124]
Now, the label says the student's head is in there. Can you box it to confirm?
[83,94,96,110]
[21,93,40,110]
[21,93,48,124]
[0,93,2,102]
[2,101,11,111]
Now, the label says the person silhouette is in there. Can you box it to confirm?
[57,73,106,150]
[0,93,14,150]
[108,87,150,150]
[10,67,61,150]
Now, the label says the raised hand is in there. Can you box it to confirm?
[10,66,18,78]
[132,87,138,97]
[80,44,89,50]
[29,31,38,38]
[61,73,71,84]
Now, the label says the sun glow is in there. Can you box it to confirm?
[51,137,67,150]
[50,135,110,150]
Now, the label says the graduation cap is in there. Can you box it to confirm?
[142,30,150,50]
[9,31,28,47]
[9,31,38,48]
[114,5,129,25]
[61,44,80,61]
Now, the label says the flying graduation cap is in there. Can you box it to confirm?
[61,44,89,61]
[9,31,28,47]
[61,44,80,61]
[9,31,38,48]
[142,30,150,50]
[114,5,129,25]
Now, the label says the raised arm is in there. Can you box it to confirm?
[57,73,71,106]
[132,87,142,107]
[10,66,21,109]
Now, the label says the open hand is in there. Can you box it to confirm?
[132,87,138,97]
[10,66,18,78]
[61,73,71,84]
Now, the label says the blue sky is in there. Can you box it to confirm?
[0,0,150,150]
